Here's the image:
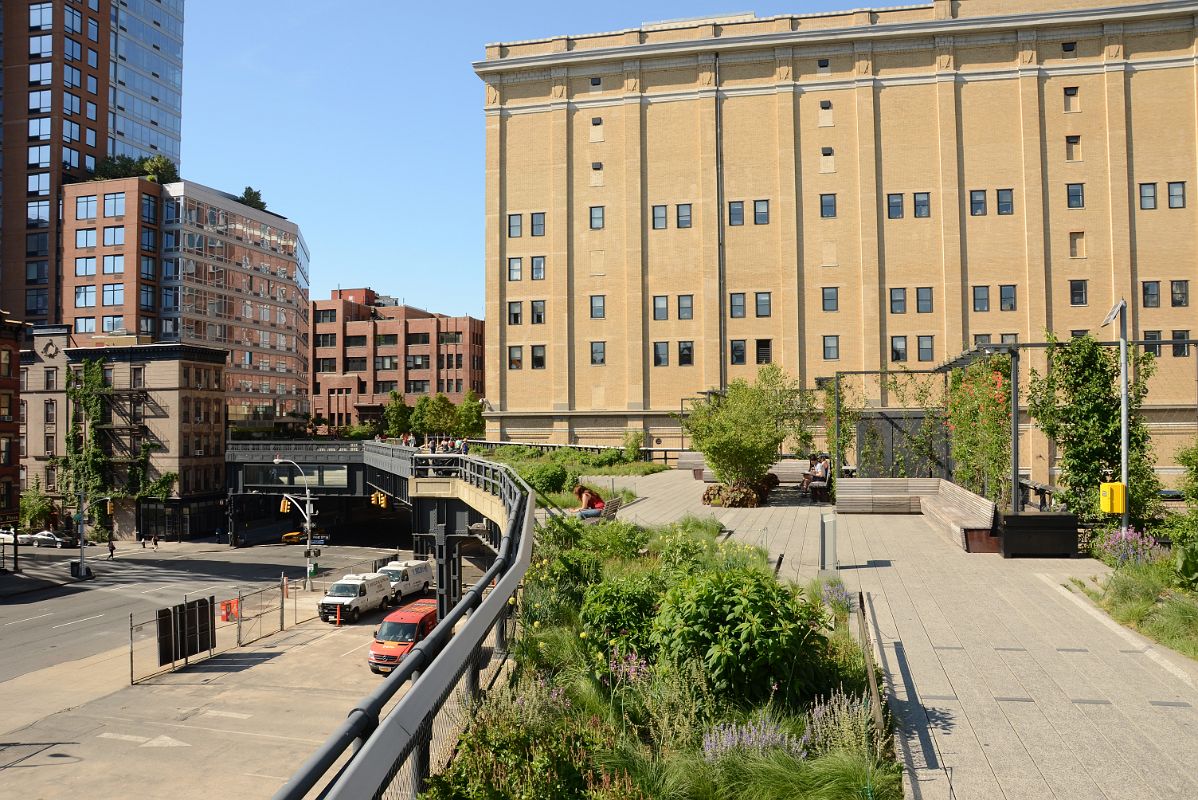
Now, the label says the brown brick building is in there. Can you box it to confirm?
[0,314,29,527]
[310,289,484,429]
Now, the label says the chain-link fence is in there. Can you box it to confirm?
[129,593,238,683]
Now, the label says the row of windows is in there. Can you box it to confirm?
[506,256,546,281]
[507,212,546,238]
[1138,182,1187,210]
[74,285,125,307]
[1142,280,1190,308]
[314,333,403,348]
[76,193,126,219]
[75,255,124,276]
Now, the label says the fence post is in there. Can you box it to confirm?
[281,573,286,632]
[495,598,508,657]
[237,589,244,647]
[182,593,189,668]
[409,713,430,798]
[129,612,134,685]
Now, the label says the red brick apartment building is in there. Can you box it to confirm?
[0,315,29,527]
[310,289,484,429]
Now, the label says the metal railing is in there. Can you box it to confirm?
[226,440,367,463]
[273,449,534,800]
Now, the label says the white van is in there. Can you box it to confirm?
[378,560,433,601]
[318,573,391,624]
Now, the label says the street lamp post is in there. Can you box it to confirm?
[1102,299,1130,532]
[274,457,314,590]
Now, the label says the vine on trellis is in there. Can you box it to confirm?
[946,354,1012,507]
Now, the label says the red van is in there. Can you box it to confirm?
[367,598,438,675]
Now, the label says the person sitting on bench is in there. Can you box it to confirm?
[809,455,830,502]
[571,484,606,519]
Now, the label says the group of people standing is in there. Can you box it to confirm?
[387,433,470,455]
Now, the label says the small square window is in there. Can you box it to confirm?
[1142,281,1160,308]
[652,205,667,230]
[1000,284,1017,311]
[887,194,904,219]
[1062,41,1077,56]
[730,293,745,318]
[1070,279,1088,306]
[591,117,602,126]
[1140,183,1157,210]
[677,204,692,228]
[1168,182,1186,209]
[1171,280,1189,307]
[891,336,908,363]
[823,335,840,360]
[590,76,602,87]
[970,190,987,216]
[997,189,1014,216]
[730,339,746,365]
[653,295,668,320]
[591,162,603,171]
[973,286,990,312]
[820,100,832,110]
[890,288,906,314]
[917,287,933,313]
[822,287,838,312]
[817,58,830,74]
[754,200,770,225]
[728,201,744,226]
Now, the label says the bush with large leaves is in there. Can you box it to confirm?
[581,574,662,657]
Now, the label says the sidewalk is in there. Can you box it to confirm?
[608,470,1198,800]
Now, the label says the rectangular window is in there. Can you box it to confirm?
[590,342,606,365]
[103,226,125,246]
[1066,135,1081,161]
[755,339,772,365]
[140,229,156,251]
[914,192,931,218]
[75,317,96,334]
[1172,330,1190,358]
[29,117,52,141]
[677,204,692,229]
[678,341,694,366]
[729,293,745,318]
[918,336,934,362]
[823,335,839,360]
[975,334,993,346]
[1143,281,1160,308]
[754,200,770,225]
[678,295,693,320]
[28,145,51,169]
[103,284,124,306]
[140,285,155,311]
[652,205,667,230]
[531,345,546,370]
[997,189,1014,216]
[103,192,125,217]
[26,260,49,285]
[28,172,51,196]
[76,228,97,248]
[102,315,124,333]
[890,288,906,314]
[891,336,908,362]
[917,287,933,313]
[730,340,746,365]
[103,255,124,274]
[973,286,990,312]
[1067,183,1085,209]
[26,289,48,316]
[589,206,605,230]
[755,292,771,318]
[1001,333,1019,344]
[26,232,49,257]
[30,3,54,30]
[1143,330,1161,357]
[531,212,545,236]
[590,295,605,319]
[507,346,523,370]
[531,256,545,280]
[728,201,744,226]
[29,62,52,86]
[970,190,987,216]
[653,296,668,320]
[887,194,904,219]
[820,194,837,218]
[314,333,336,348]
[1140,183,1157,210]
[314,309,337,324]
[75,286,96,307]
[1065,87,1080,112]
[507,301,522,325]
[1172,280,1189,307]
[1000,284,1017,311]
[1168,182,1186,209]
[653,342,669,367]
[507,257,521,281]
[507,214,521,237]
[530,300,545,324]
[822,287,838,312]
[1070,279,1088,306]
[141,195,158,223]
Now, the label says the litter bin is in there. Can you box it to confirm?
[69,562,94,580]
[308,562,318,577]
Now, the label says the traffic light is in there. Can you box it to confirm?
[280,498,291,514]
[106,500,114,515]
[378,493,388,510]
[369,492,377,506]
[370,491,388,509]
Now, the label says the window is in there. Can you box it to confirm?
[678,295,693,320]
[526,299,544,324]
[730,340,747,365]
[728,201,744,226]
[755,292,771,317]
[103,284,124,306]
[315,359,337,374]
[891,336,908,362]
[590,206,605,230]
[652,295,668,320]
[140,285,155,311]
[507,214,521,237]
[887,194,904,219]
[653,342,669,367]
[890,288,906,314]
[1140,183,1157,210]
[1000,285,1017,311]
[677,204,692,228]
[26,232,49,257]
[29,89,52,113]
[44,369,58,391]
[141,195,158,223]
[1001,333,1019,344]
[820,194,837,218]
[818,99,834,126]
[1066,135,1081,161]
[918,336,934,362]
[817,58,831,74]
[531,212,545,236]
[1172,280,1189,307]
[729,293,745,318]
[1168,182,1186,209]
[1143,330,1161,357]
[102,315,124,333]
[531,256,545,280]
[26,261,49,285]
[507,257,521,281]
[590,342,606,365]
[103,192,125,217]
[29,117,52,140]
[970,190,987,216]
[30,3,53,29]
[823,336,839,360]
[507,301,522,325]
[652,205,667,230]
[1172,330,1190,358]
[28,145,51,169]
[75,286,96,307]
[314,309,337,324]
[531,345,546,370]
[755,339,772,365]
[914,192,931,218]
[29,62,52,86]
[75,228,96,249]
[103,226,125,246]
[406,380,430,394]
[590,295,605,319]
[88,17,99,41]
[314,333,336,348]
[1143,281,1160,308]
[63,92,81,116]
[29,34,53,58]
[26,289,48,316]
[975,334,993,346]
[103,255,124,274]
[1067,183,1085,209]
[161,286,179,311]
[1070,279,1088,306]
[507,346,523,370]
[28,172,50,195]
[1062,41,1077,57]
[1069,231,1086,258]
[973,286,990,312]
[75,317,96,334]
[754,200,770,225]
[822,287,838,312]
[65,64,82,89]
[917,287,933,313]
[997,189,1014,216]
[590,76,602,87]
[140,230,156,251]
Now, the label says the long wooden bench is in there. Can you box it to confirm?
[920,481,997,552]
[834,478,928,514]
[583,496,622,525]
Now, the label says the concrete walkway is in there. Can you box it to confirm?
[601,470,1198,800]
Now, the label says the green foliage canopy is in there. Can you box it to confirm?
[455,389,485,438]
[236,186,267,210]
[383,391,411,437]
[947,355,1012,506]
[19,475,53,532]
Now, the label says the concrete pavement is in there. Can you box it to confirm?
[606,470,1198,800]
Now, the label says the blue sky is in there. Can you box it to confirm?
[181,1,850,318]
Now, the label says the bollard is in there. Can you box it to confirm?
[336,604,341,627]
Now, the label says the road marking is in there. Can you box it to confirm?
[96,714,324,744]
[142,735,189,748]
[99,732,150,743]
[189,585,222,595]
[140,585,169,593]
[202,709,252,719]
[4,613,52,626]
[340,640,371,657]
[51,614,104,629]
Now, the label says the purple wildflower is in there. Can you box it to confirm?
[702,718,809,763]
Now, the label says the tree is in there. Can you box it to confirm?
[237,186,267,211]
[426,393,458,436]
[383,391,411,438]
[455,390,485,438]
[681,368,792,487]
[19,475,53,532]
[755,364,817,454]
[410,395,432,437]
[141,154,179,183]
[92,154,179,183]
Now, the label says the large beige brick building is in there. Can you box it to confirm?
[475,0,1198,474]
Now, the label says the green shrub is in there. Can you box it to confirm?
[653,525,717,575]
[1174,543,1198,590]
[580,520,651,561]
[1154,511,1198,549]
[538,515,585,549]
[581,575,662,657]
[589,448,627,468]
[624,430,645,462]
[523,462,569,494]
[653,568,829,708]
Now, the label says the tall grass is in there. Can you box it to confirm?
[1098,560,1198,659]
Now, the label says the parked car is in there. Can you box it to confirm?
[368,599,438,674]
[281,527,326,544]
[377,560,433,601]
[17,531,41,546]
[0,529,15,545]
[317,573,391,624]
[32,531,76,548]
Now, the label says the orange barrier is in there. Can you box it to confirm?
[219,599,240,622]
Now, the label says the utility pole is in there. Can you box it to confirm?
[275,457,315,590]
[1102,299,1130,531]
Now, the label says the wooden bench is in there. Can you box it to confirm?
[834,478,926,514]
[920,481,997,552]
[687,456,811,485]
[583,496,623,524]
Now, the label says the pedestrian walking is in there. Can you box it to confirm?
[152,534,159,551]
[107,539,116,560]
[138,529,145,548]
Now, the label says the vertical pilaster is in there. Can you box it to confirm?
[548,68,573,413]
[853,43,883,374]
[1102,24,1135,329]
[774,48,803,382]
[1017,31,1051,338]
[697,55,722,391]
[935,36,966,353]
[483,78,503,430]
[622,60,647,412]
